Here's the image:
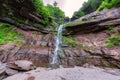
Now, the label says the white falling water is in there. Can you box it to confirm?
[69,18,71,22]
[51,24,63,65]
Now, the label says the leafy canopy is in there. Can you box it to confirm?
[33,0,50,25]
[32,0,65,25]
[46,3,65,24]
[72,0,102,20]
[97,0,120,11]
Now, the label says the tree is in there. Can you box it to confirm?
[71,0,102,20]
[46,4,65,24]
[97,0,120,11]
[33,0,50,26]
[53,1,58,7]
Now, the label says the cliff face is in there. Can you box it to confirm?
[1,2,120,80]
[0,0,54,68]
[64,8,120,35]
[54,29,120,68]
[0,3,120,69]
[61,7,120,68]
[0,29,54,67]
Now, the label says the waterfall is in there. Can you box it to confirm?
[69,18,71,22]
[50,24,63,66]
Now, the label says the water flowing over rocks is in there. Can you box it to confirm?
[0,7,120,69]
[51,25,63,67]
[1,30,119,69]
[1,6,120,69]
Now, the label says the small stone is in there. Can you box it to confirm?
[27,76,35,80]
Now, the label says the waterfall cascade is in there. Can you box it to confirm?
[50,24,63,67]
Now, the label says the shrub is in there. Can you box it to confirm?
[97,0,120,11]
[62,36,78,45]
[106,35,120,47]
[0,23,23,44]
[46,4,65,24]
[32,0,50,26]
[106,25,114,32]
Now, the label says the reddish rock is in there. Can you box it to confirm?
[0,43,51,67]
[27,76,35,80]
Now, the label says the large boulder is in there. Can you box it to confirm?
[7,60,35,71]
[0,60,36,79]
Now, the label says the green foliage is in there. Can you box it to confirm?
[65,22,73,27]
[72,0,102,20]
[62,36,78,45]
[106,25,114,32]
[97,0,120,11]
[0,23,23,44]
[33,0,49,17]
[46,4,65,24]
[33,0,65,25]
[77,20,84,25]
[80,11,85,17]
[53,1,58,7]
[33,0,50,26]
[105,35,120,47]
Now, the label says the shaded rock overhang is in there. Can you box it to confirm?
[64,7,120,35]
